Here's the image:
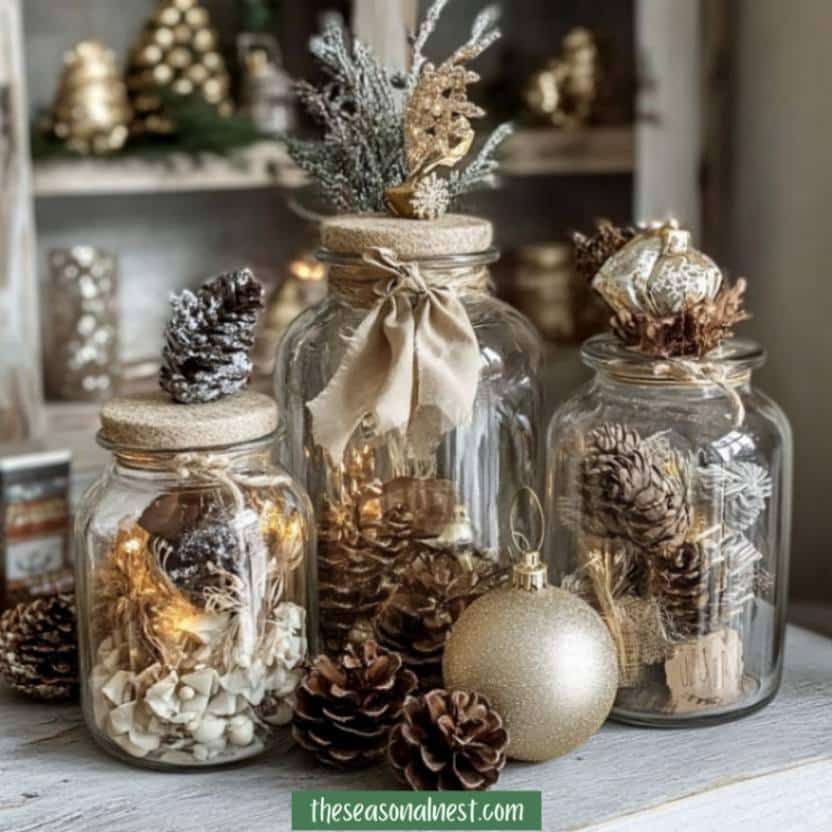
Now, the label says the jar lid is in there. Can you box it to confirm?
[321,213,494,259]
[99,390,278,451]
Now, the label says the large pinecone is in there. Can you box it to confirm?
[581,424,691,556]
[389,689,508,791]
[650,541,710,636]
[160,268,264,404]
[293,641,417,769]
[0,594,78,700]
[374,547,498,691]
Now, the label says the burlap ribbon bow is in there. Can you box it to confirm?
[308,247,483,462]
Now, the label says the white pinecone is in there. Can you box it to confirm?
[411,173,451,220]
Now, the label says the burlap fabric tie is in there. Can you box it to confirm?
[308,247,487,462]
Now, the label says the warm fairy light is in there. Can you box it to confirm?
[288,253,326,283]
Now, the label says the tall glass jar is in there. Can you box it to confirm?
[75,391,312,768]
[546,335,792,726]
[275,215,543,678]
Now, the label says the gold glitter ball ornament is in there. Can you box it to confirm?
[442,490,618,762]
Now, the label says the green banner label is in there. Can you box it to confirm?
[291,791,542,831]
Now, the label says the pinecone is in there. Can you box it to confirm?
[697,461,773,531]
[650,542,710,636]
[155,519,241,600]
[572,220,637,283]
[374,547,498,691]
[318,451,428,653]
[160,269,264,404]
[388,689,508,791]
[0,594,78,700]
[707,532,765,627]
[293,641,417,769]
[581,424,691,556]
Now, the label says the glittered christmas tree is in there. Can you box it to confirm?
[125,0,233,136]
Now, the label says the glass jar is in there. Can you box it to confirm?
[275,216,543,672]
[75,391,312,768]
[546,335,792,725]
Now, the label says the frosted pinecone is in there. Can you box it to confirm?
[696,461,773,531]
[160,268,264,404]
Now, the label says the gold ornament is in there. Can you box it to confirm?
[592,219,723,320]
[524,27,601,128]
[443,489,618,762]
[49,41,132,155]
[125,0,233,136]
[385,31,491,220]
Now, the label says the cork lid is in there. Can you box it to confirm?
[99,390,278,451]
[321,213,494,259]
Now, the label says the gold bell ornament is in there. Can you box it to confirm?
[443,488,618,762]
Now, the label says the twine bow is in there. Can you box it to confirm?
[653,359,746,429]
[308,247,483,462]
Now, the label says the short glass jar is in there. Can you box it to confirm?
[275,215,543,669]
[546,335,792,726]
[75,391,312,768]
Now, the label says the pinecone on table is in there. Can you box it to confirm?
[650,541,710,636]
[160,268,264,404]
[389,689,508,791]
[572,220,637,283]
[374,547,498,691]
[581,423,691,556]
[0,594,78,701]
[293,640,417,769]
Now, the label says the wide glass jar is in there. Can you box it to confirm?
[275,215,543,672]
[75,391,312,768]
[546,335,792,726]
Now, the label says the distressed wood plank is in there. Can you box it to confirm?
[1,626,831,832]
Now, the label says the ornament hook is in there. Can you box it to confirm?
[510,486,546,557]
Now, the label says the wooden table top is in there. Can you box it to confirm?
[2,625,831,832]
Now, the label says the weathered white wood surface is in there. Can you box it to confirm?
[1,626,831,832]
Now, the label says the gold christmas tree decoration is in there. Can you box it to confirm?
[49,40,132,155]
[125,0,233,136]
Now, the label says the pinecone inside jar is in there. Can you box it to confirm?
[650,541,711,637]
[0,594,78,701]
[374,546,499,691]
[292,640,417,769]
[581,423,691,556]
[389,689,508,791]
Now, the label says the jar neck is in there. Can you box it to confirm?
[593,366,753,397]
[109,443,272,481]
[318,248,498,308]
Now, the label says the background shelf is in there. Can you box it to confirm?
[33,142,307,198]
[501,126,635,176]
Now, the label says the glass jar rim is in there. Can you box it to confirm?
[315,247,501,270]
[581,334,766,380]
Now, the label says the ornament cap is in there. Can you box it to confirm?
[511,549,549,592]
